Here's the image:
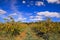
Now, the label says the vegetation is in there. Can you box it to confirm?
[0,16,60,40]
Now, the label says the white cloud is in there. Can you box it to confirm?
[37,11,60,18]
[22,0,26,4]
[0,11,27,22]
[15,17,27,22]
[9,13,17,16]
[35,1,44,6]
[0,9,7,14]
[18,17,26,21]
[12,12,27,22]
[30,18,43,21]
[30,11,60,22]
[47,0,60,4]
[35,16,43,19]
[30,15,44,21]
[30,16,34,19]
[26,1,44,7]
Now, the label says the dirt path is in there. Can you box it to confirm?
[15,27,40,40]
[15,30,27,40]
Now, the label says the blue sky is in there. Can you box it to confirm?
[0,0,60,22]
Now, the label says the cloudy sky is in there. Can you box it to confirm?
[0,0,60,22]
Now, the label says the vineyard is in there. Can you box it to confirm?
[0,17,60,40]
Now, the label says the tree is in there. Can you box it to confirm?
[4,18,9,22]
[8,16,15,22]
